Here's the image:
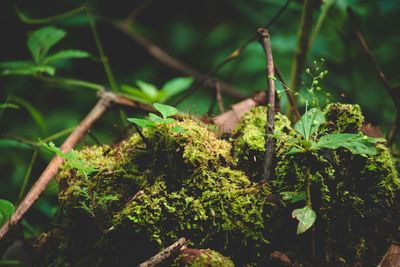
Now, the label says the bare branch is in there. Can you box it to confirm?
[138,237,187,267]
[257,28,276,182]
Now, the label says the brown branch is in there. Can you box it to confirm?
[257,28,276,182]
[109,20,245,100]
[347,8,400,146]
[0,92,118,240]
[138,237,187,267]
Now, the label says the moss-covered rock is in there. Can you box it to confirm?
[39,103,400,266]
[177,248,235,267]
[42,119,273,266]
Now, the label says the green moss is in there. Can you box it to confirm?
[40,104,400,266]
[231,106,295,180]
[178,249,235,267]
[321,103,364,134]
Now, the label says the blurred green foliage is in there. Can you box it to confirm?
[0,0,399,239]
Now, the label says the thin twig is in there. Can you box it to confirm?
[347,8,400,146]
[257,28,276,182]
[0,92,116,240]
[138,237,187,267]
[275,66,301,120]
[18,149,38,202]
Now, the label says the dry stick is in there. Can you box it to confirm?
[347,8,400,147]
[257,28,276,182]
[111,21,244,100]
[0,92,117,240]
[138,237,187,267]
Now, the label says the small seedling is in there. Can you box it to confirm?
[121,77,193,104]
[127,103,185,133]
[284,107,384,235]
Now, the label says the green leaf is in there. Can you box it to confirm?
[27,26,66,63]
[136,80,159,99]
[295,108,325,141]
[153,103,178,119]
[281,191,306,204]
[313,133,383,155]
[286,146,306,155]
[127,118,155,128]
[43,49,90,64]
[0,61,55,76]
[160,77,193,102]
[148,113,165,123]
[0,199,15,227]
[292,206,316,235]
[120,85,153,104]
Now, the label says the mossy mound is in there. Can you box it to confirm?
[41,119,274,266]
[232,103,400,265]
[38,103,400,266]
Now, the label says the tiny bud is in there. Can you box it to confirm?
[305,68,310,73]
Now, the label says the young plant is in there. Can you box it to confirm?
[127,103,185,133]
[0,199,15,227]
[286,108,384,235]
[0,26,90,77]
[43,142,97,177]
[121,77,193,104]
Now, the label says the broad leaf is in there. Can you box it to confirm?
[0,199,15,227]
[292,206,316,235]
[136,80,158,99]
[43,49,90,64]
[281,191,306,204]
[153,103,178,119]
[28,26,66,63]
[160,77,193,101]
[0,61,55,76]
[127,118,155,128]
[313,133,384,155]
[295,108,325,141]
[148,113,166,123]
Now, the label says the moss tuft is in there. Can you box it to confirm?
[321,103,364,134]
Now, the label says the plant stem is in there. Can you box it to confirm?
[40,77,105,91]
[257,28,276,182]
[305,167,311,207]
[86,7,118,92]
[16,6,86,24]
[18,149,38,202]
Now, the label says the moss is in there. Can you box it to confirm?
[42,119,273,266]
[40,104,400,266]
[231,106,295,180]
[231,105,400,265]
[321,103,364,134]
[178,249,235,267]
